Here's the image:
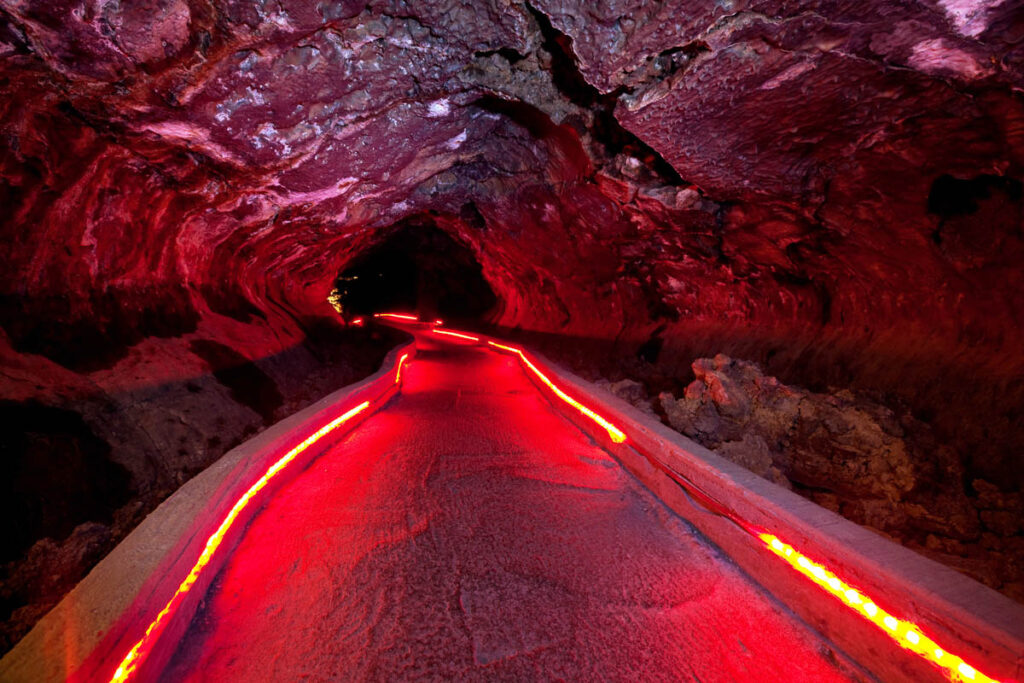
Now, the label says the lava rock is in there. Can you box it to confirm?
[0,522,111,653]
[657,353,1021,599]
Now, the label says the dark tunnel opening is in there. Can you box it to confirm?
[331,216,497,323]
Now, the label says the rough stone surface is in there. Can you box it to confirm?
[0,0,1022,648]
[594,377,655,415]
[656,354,1024,602]
[0,522,111,653]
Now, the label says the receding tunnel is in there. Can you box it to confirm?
[331,216,497,322]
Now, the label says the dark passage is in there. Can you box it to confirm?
[332,216,497,322]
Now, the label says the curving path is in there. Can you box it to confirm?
[160,334,857,681]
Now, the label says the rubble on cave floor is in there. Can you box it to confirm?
[602,353,1024,604]
[0,521,113,653]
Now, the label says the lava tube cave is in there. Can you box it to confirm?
[1,1,1022,681]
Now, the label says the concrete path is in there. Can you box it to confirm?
[160,335,856,681]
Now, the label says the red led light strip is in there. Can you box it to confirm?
[759,533,999,682]
[432,329,480,342]
[373,313,418,321]
[107,358,421,683]
[486,341,627,444]
[395,353,409,384]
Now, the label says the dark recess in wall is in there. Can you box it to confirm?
[928,173,1023,219]
[188,339,284,424]
[333,216,497,322]
[0,400,131,563]
[927,173,1023,262]
[0,288,200,372]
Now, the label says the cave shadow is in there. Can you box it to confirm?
[330,214,497,326]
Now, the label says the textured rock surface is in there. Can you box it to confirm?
[594,378,655,415]
[0,522,112,654]
[0,0,1022,648]
[656,354,1024,602]
[0,321,400,651]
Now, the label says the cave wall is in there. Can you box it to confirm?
[1,0,1022,650]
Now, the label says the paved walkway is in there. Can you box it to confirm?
[161,335,855,681]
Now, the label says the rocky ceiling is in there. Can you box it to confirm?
[0,0,1022,649]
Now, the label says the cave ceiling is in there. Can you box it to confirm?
[0,0,1021,397]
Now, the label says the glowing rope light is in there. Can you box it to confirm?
[486,341,627,444]
[433,319,444,325]
[760,533,1000,683]
[373,313,418,321]
[109,400,372,683]
[395,353,409,383]
[432,329,480,342]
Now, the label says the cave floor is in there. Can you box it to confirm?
[160,336,855,681]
